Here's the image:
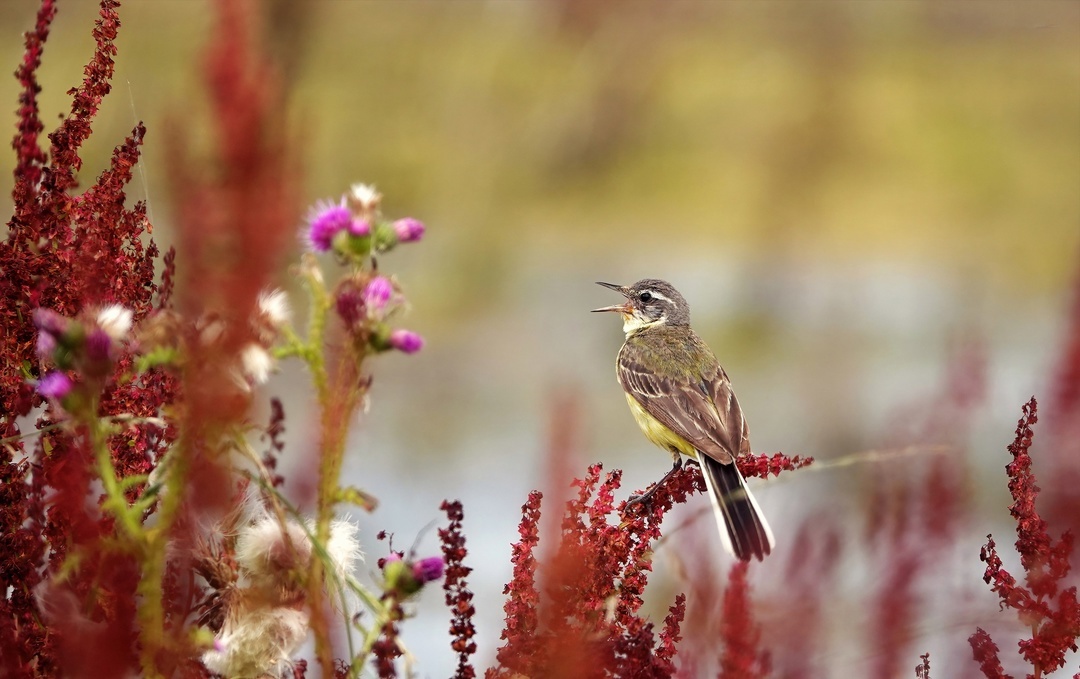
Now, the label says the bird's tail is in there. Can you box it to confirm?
[699,455,774,561]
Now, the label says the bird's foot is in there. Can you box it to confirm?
[625,459,686,508]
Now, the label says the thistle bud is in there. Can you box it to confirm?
[335,287,365,329]
[36,332,57,361]
[37,372,73,401]
[393,218,425,243]
[412,556,445,583]
[382,553,444,596]
[349,219,371,237]
[84,328,115,364]
[388,329,424,354]
[33,308,68,337]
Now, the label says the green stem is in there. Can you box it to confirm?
[82,401,169,677]
[87,401,144,545]
[352,594,400,676]
[300,256,349,675]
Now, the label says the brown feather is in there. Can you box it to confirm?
[616,325,746,465]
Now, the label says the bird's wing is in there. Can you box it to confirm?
[618,353,746,464]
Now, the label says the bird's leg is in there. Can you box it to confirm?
[627,457,684,507]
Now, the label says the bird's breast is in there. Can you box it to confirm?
[624,393,699,459]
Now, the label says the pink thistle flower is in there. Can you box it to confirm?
[389,329,423,354]
[37,372,72,400]
[304,200,352,252]
[85,328,114,363]
[393,217,425,243]
[348,218,371,237]
[362,276,394,312]
[412,556,445,584]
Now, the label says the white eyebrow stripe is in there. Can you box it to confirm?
[645,290,673,304]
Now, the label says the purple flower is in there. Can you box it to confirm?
[85,328,114,362]
[349,218,371,237]
[393,218,425,243]
[33,308,67,334]
[335,288,364,328]
[389,329,423,354]
[412,556,445,584]
[36,331,56,360]
[37,372,72,400]
[381,552,441,595]
[305,201,353,252]
[362,277,393,312]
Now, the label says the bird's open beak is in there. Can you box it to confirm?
[592,282,632,313]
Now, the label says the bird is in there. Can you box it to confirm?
[593,278,774,561]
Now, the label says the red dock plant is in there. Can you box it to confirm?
[1,0,173,674]
[487,453,810,678]
[970,397,1080,678]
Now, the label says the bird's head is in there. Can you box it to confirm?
[592,278,690,335]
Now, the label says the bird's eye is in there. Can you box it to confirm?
[639,291,653,303]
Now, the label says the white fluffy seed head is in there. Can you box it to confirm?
[257,289,290,328]
[201,601,309,678]
[327,519,362,582]
[239,343,274,385]
[235,516,312,586]
[95,304,133,341]
[348,183,381,213]
[203,515,363,677]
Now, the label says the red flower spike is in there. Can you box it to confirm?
[440,500,478,679]
[260,397,288,488]
[718,561,770,679]
[490,453,808,678]
[370,606,402,678]
[915,652,931,679]
[656,593,686,666]
[737,451,814,480]
[11,0,55,197]
[970,397,1080,677]
[968,628,1009,679]
[495,491,543,674]
[769,515,843,679]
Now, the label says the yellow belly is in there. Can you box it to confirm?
[625,393,699,460]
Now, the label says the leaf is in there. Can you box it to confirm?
[336,485,379,512]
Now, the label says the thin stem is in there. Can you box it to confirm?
[87,400,144,545]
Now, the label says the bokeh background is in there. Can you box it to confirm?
[2,1,1078,676]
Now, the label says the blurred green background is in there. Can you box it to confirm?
[2,1,1078,675]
